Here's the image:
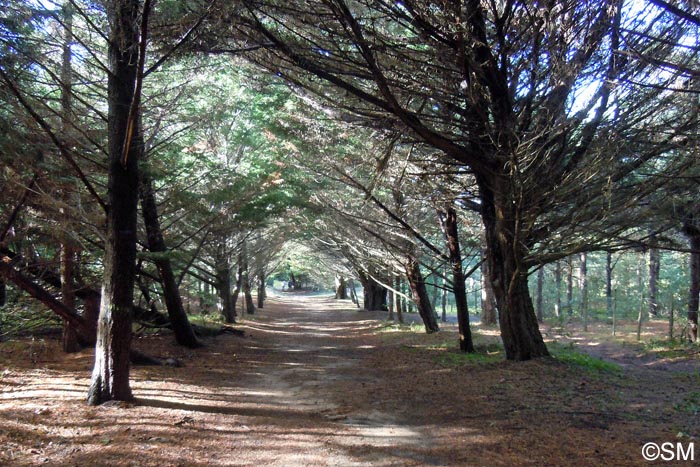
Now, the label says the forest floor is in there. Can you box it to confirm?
[1,294,700,466]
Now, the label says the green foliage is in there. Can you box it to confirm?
[641,338,695,360]
[429,344,503,367]
[550,343,622,374]
[674,392,700,416]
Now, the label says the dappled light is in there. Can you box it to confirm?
[2,295,700,465]
[3,0,700,464]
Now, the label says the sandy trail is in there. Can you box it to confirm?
[2,293,700,466]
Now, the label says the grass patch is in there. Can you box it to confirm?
[550,343,621,374]
[674,392,700,416]
[432,344,504,367]
[402,339,504,367]
[376,321,425,334]
[641,338,695,359]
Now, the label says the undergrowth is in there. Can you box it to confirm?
[549,342,622,374]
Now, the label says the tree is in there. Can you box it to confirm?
[87,0,146,405]
[220,0,700,359]
[438,205,474,351]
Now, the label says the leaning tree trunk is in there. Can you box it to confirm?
[87,0,144,405]
[139,172,199,347]
[479,177,548,360]
[394,275,404,323]
[439,206,473,352]
[404,257,439,333]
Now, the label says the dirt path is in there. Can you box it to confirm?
[2,294,700,466]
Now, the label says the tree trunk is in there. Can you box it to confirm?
[554,261,562,319]
[479,177,548,360]
[400,277,410,314]
[61,243,80,353]
[87,0,144,406]
[359,271,387,311]
[566,257,574,316]
[480,248,497,325]
[536,267,544,324]
[335,274,348,299]
[387,283,394,320]
[348,278,360,308]
[241,248,255,315]
[0,280,5,307]
[257,269,266,309]
[431,276,439,313]
[59,2,80,354]
[0,260,86,331]
[441,270,448,323]
[394,275,403,323]
[216,258,235,323]
[438,207,473,351]
[139,172,199,347]
[580,252,589,332]
[231,262,242,315]
[404,257,439,334]
[649,245,660,317]
[606,252,613,320]
[687,231,700,342]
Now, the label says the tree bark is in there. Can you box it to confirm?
[59,2,80,354]
[348,278,360,308]
[480,248,497,325]
[139,172,199,347]
[649,245,660,317]
[216,257,235,323]
[566,257,574,316]
[687,231,700,342]
[88,0,144,406]
[536,267,544,323]
[241,246,255,315]
[335,274,348,299]
[61,243,80,353]
[0,260,87,332]
[394,275,403,323]
[441,272,448,323]
[580,252,589,332]
[358,270,387,311]
[404,257,439,333]
[0,279,5,307]
[232,261,243,316]
[479,177,548,360]
[606,252,613,320]
[554,261,562,319]
[387,280,394,320]
[257,269,266,309]
[438,206,473,351]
